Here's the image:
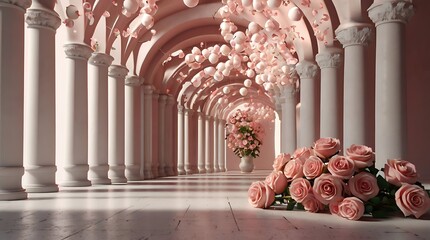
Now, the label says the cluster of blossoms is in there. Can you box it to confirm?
[248,137,430,220]
[226,109,265,158]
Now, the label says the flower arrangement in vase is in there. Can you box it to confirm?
[248,137,430,220]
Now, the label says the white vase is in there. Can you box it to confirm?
[239,155,254,173]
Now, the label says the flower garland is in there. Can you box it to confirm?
[248,137,430,220]
[226,109,265,158]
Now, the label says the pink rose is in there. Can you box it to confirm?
[265,171,288,194]
[302,193,325,213]
[348,172,379,201]
[329,197,344,216]
[338,197,365,221]
[272,153,291,171]
[248,181,275,209]
[384,159,418,187]
[313,173,344,205]
[283,159,304,180]
[289,178,312,203]
[313,137,341,159]
[395,184,430,218]
[292,147,314,160]
[328,155,355,180]
[303,156,324,179]
[346,144,375,169]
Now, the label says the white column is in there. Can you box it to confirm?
[177,105,186,175]
[23,4,60,193]
[205,116,214,173]
[124,76,141,181]
[336,25,372,149]
[280,85,297,153]
[296,61,319,147]
[165,96,175,176]
[213,118,219,172]
[368,1,414,168]
[157,95,167,177]
[87,53,113,185]
[197,112,206,173]
[143,85,154,179]
[274,101,282,156]
[0,0,30,200]
[108,65,128,183]
[218,119,226,172]
[316,49,343,139]
[184,108,194,174]
[60,43,92,187]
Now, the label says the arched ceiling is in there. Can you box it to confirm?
[54,0,368,120]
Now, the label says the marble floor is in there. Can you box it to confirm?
[0,170,429,240]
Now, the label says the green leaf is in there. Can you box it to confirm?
[372,210,390,218]
[369,197,381,205]
[365,204,373,214]
[296,203,304,210]
[286,199,296,210]
[368,166,379,176]
[377,175,389,190]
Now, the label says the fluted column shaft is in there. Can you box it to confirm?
[336,25,372,149]
[218,119,226,172]
[23,5,60,193]
[368,1,414,168]
[151,92,159,178]
[213,118,219,172]
[205,116,214,173]
[197,112,206,173]
[316,49,343,139]
[165,96,175,176]
[124,76,141,181]
[158,95,167,177]
[177,105,186,175]
[60,43,92,187]
[296,61,319,147]
[143,85,154,179]
[184,109,194,174]
[108,65,128,183]
[280,85,297,153]
[88,53,113,185]
[0,0,30,200]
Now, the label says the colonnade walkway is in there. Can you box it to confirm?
[0,171,428,240]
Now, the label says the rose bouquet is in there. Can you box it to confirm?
[248,137,430,220]
[226,109,264,158]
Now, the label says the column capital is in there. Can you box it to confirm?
[0,0,31,10]
[296,61,318,79]
[368,1,414,26]
[197,111,205,119]
[177,105,184,114]
[143,84,154,95]
[159,94,167,104]
[280,84,296,99]
[25,8,60,30]
[64,43,92,60]
[108,65,128,78]
[166,95,175,107]
[335,25,373,47]
[316,50,343,69]
[89,52,114,67]
[125,75,141,86]
[184,108,194,117]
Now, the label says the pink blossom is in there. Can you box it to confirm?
[338,197,365,221]
[346,144,375,169]
[283,159,304,180]
[265,171,288,194]
[327,155,355,180]
[348,172,379,201]
[384,159,418,186]
[248,181,275,209]
[395,184,430,218]
[272,153,291,171]
[313,137,341,159]
[289,178,312,203]
[313,173,344,205]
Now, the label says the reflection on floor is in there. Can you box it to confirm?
[0,170,429,240]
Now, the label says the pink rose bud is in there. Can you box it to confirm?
[265,171,288,194]
[346,144,375,169]
[328,155,355,180]
[283,159,304,181]
[338,197,365,221]
[272,153,291,171]
[384,159,418,187]
[395,184,430,218]
[248,181,275,209]
[313,137,341,159]
[348,172,379,201]
[292,147,314,160]
[313,173,344,205]
[302,193,324,213]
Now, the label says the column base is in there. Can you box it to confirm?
[205,168,214,173]
[151,167,159,179]
[109,166,127,184]
[219,167,226,172]
[144,170,154,179]
[125,165,141,181]
[185,169,195,175]
[60,165,91,187]
[198,167,206,174]
[177,168,186,175]
[23,165,58,193]
[0,167,28,200]
[89,165,111,185]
